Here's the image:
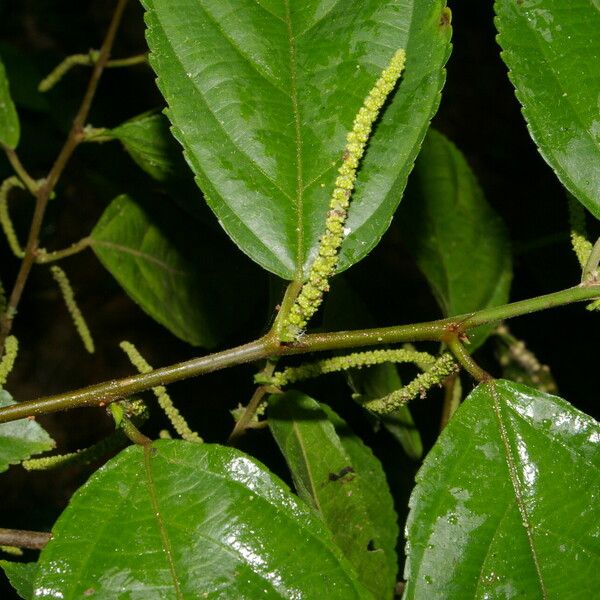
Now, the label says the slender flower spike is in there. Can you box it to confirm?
[364,353,458,415]
[50,266,95,353]
[259,347,436,388]
[0,335,18,386]
[120,341,202,443]
[281,49,406,342]
[0,177,25,259]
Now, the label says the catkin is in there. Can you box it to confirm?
[261,348,436,388]
[120,341,202,443]
[50,265,95,353]
[281,49,406,341]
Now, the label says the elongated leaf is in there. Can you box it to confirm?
[34,440,370,599]
[495,0,600,220]
[404,379,600,599]
[0,54,19,149]
[269,391,397,599]
[91,194,262,348]
[0,390,55,473]
[0,561,36,600]
[141,0,452,278]
[398,129,512,348]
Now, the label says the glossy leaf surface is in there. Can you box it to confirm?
[0,561,35,600]
[34,440,370,599]
[404,379,600,599]
[91,194,261,348]
[141,0,452,278]
[269,391,397,599]
[495,0,600,220]
[0,390,54,473]
[398,129,512,348]
[0,54,19,149]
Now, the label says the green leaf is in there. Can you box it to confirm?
[404,379,600,599]
[269,391,397,599]
[0,54,20,149]
[349,362,423,460]
[0,561,36,600]
[110,112,190,185]
[495,0,600,220]
[0,390,55,473]
[398,129,512,348]
[91,194,262,348]
[33,440,370,599]
[141,0,452,278]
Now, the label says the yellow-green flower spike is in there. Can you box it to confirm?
[259,347,435,388]
[23,431,128,471]
[38,52,96,92]
[568,196,592,269]
[50,265,95,353]
[0,176,25,258]
[0,335,18,386]
[365,353,458,415]
[281,49,406,342]
[120,341,202,443]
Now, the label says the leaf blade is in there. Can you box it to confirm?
[0,54,20,149]
[0,390,55,473]
[495,0,600,219]
[141,0,452,278]
[91,194,262,348]
[404,379,600,599]
[269,391,397,599]
[34,440,371,599]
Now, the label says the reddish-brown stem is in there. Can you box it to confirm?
[0,527,51,550]
[0,0,129,352]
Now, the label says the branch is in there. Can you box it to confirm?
[0,283,597,424]
[0,528,51,550]
[0,0,129,352]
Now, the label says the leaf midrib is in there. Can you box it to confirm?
[284,0,305,277]
[143,445,184,600]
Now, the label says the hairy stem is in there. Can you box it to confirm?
[0,282,598,424]
[0,0,129,353]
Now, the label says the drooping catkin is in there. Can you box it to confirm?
[119,341,202,443]
[0,335,18,386]
[22,431,128,471]
[281,50,406,341]
[259,348,436,388]
[50,265,95,353]
[0,176,25,258]
[364,353,458,415]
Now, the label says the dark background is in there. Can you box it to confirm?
[0,0,597,596]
